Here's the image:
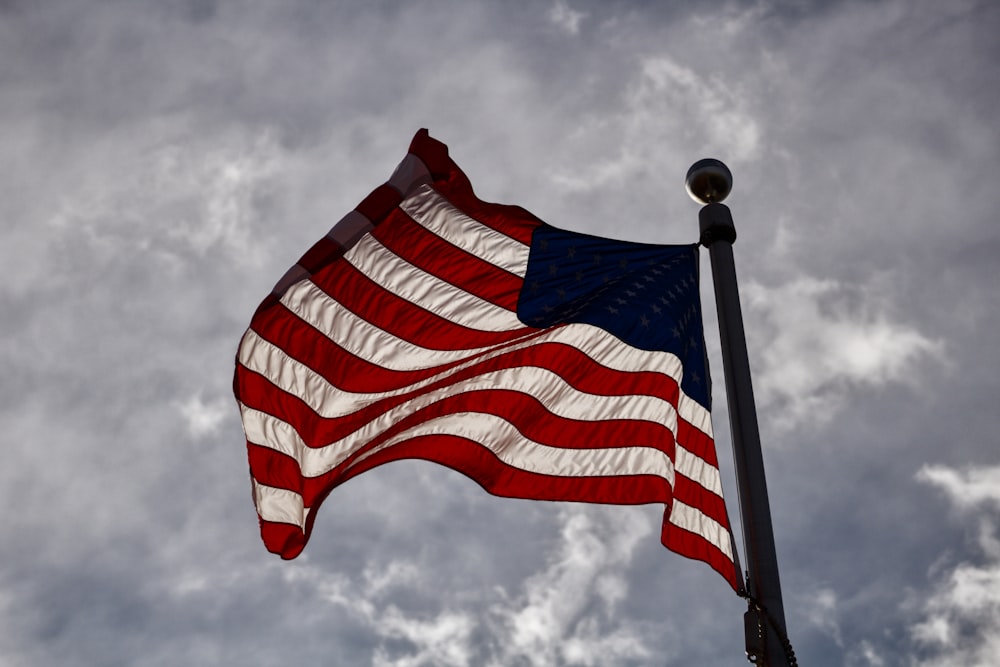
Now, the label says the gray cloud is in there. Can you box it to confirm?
[2,0,998,665]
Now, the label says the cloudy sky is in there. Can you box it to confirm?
[2,0,999,665]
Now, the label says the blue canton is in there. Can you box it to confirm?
[517,224,711,410]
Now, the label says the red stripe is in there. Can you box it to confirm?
[672,474,728,527]
[241,376,676,454]
[255,385,676,470]
[238,323,721,500]
[259,520,307,560]
[249,444,303,496]
[662,521,739,590]
[407,131,539,246]
[408,129,450,177]
[247,432,678,512]
[303,259,535,351]
[237,337,686,447]
[356,183,402,224]
[433,182,538,246]
[677,420,719,467]
[249,297,681,402]
[372,208,524,311]
[253,432,674,550]
[243,378,730,529]
[246,303,531,394]
[240,316,726,506]
[340,434,676,504]
[254,431,736,590]
[247,429,730,530]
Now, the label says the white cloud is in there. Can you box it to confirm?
[177,392,229,438]
[909,463,1000,666]
[373,607,475,667]
[551,54,761,193]
[488,507,655,666]
[559,616,652,667]
[47,123,284,271]
[2,1,997,665]
[363,560,422,597]
[634,57,761,163]
[548,0,587,35]
[0,586,32,667]
[690,1,769,38]
[180,132,282,261]
[279,560,479,667]
[281,562,376,621]
[917,464,1000,512]
[744,277,943,432]
[847,639,887,667]
[277,507,657,667]
[276,559,476,666]
[803,587,842,647]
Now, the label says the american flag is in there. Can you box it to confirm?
[234,129,739,589]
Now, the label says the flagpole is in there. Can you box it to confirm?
[687,159,792,666]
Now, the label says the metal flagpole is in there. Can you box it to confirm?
[686,159,793,666]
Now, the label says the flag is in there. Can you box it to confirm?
[234,129,739,589]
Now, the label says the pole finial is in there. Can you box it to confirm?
[686,158,732,204]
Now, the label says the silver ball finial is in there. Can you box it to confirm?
[685,158,732,204]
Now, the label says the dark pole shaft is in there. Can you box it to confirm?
[700,203,789,666]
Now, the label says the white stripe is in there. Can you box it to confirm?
[350,411,676,481]
[242,404,305,463]
[242,395,719,499]
[241,349,679,426]
[239,361,680,472]
[252,411,676,520]
[674,447,723,497]
[271,264,310,298]
[669,499,734,560]
[679,394,713,437]
[253,419,732,561]
[253,480,310,527]
[279,279,523,367]
[240,327,721,493]
[345,233,520,331]
[240,318,709,437]
[400,184,529,277]
[240,342,719,490]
